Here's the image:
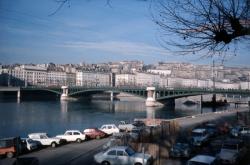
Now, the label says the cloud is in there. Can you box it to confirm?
[60,41,171,57]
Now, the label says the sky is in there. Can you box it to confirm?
[0,0,249,66]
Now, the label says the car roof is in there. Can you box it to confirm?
[0,137,18,140]
[192,128,206,133]
[84,128,98,130]
[65,130,80,132]
[189,155,216,164]
[28,133,47,135]
[101,124,116,126]
[108,146,129,150]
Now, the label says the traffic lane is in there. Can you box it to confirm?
[0,138,109,165]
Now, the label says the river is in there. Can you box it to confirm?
[0,97,242,138]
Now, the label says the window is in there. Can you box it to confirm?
[125,147,135,156]
[107,150,116,156]
[108,126,112,129]
[102,126,106,129]
[117,150,125,156]
[40,135,47,139]
[73,132,80,135]
[66,132,72,135]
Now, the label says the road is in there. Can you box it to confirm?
[0,138,109,165]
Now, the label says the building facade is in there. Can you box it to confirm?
[76,71,111,87]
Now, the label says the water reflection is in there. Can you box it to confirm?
[60,100,68,113]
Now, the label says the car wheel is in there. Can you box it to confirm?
[96,135,100,139]
[101,161,110,165]
[51,142,56,148]
[6,152,14,158]
[76,138,82,143]
[134,163,142,165]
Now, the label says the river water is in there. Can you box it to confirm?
[0,97,241,138]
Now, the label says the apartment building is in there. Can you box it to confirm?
[76,71,111,87]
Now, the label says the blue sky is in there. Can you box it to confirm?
[0,0,249,66]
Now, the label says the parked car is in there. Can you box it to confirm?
[133,120,146,129]
[0,137,21,158]
[83,128,106,139]
[217,138,247,164]
[204,123,218,138]
[20,138,39,151]
[129,128,142,142]
[170,142,192,158]
[187,155,217,165]
[56,130,86,143]
[94,146,153,165]
[230,125,250,137]
[100,124,120,135]
[118,121,136,132]
[28,133,63,148]
[191,128,209,146]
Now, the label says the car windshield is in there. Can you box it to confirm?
[125,147,135,156]
[222,144,238,150]
[192,132,203,137]
[175,143,187,149]
[27,139,34,143]
[188,161,210,165]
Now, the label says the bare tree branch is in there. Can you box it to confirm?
[152,0,250,58]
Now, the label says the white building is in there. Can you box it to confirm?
[76,71,111,87]
[47,71,76,86]
[115,74,136,86]
[5,65,47,86]
[135,72,161,87]
[147,69,171,76]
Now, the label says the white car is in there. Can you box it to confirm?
[118,121,136,132]
[28,133,63,148]
[231,125,250,137]
[100,124,120,135]
[217,139,247,164]
[94,146,152,165]
[187,155,216,165]
[56,130,86,143]
[191,128,209,146]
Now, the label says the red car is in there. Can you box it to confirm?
[83,128,107,139]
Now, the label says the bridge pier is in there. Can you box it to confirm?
[110,91,114,102]
[17,89,21,103]
[61,86,69,101]
[17,90,21,99]
[145,87,163,107]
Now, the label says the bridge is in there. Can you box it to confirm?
[1,86,250,107]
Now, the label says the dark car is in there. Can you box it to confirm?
[133,120,145,128]
[83,128,107,139]
[170,142,192,158]
[204,123,218,138]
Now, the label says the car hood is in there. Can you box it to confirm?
[133,153,152,160]
[218,150,238,160]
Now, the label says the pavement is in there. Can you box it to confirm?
[0,138,109,165]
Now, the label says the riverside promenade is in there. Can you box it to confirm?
[177,108,249,128]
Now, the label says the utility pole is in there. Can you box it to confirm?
[212,60,216,106]
[248,72,250,90]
